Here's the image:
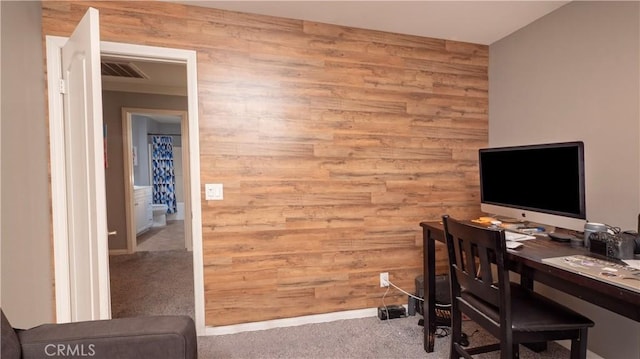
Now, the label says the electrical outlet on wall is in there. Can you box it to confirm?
[380,272,389,287]
[205,183,223,200]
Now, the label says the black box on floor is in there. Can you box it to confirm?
[377,305,406,320]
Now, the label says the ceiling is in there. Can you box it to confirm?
[101,56,187,96]
[103,1,570,97]
[174,1,570,45]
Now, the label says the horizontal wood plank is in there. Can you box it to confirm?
[42,1,487,327]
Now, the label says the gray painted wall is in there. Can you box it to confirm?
[1,1,55,327]
[131,115,151,186]
[490,2,640,357]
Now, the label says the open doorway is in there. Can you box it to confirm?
[101,42,204,333]
[121,108,191,254]
[102,59,196,320]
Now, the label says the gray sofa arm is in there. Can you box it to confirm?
[17,315,197,359]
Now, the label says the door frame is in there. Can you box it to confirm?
[46,37,205,334]
[122,108,191,253]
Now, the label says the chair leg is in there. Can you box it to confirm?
[450,308,463,359]
[570,328,588,359]
[499,337,519,359]
[450,331,461,358]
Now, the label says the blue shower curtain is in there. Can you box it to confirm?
[152,136,177,214]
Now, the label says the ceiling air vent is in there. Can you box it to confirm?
[101,61,147,79]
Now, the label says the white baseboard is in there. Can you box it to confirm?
[203,307,381,336]
[108,249,129,256]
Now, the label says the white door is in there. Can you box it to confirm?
[60,7,111,321]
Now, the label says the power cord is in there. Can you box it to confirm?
[435,326,450,338]
[386,280,424,302]
[376,285,397,338]
[378,279,422,324]
[466,329,480,339]
[379,279,469,345]
[385,279,453,320]
[376,282,427,344]
[388,280,454,313]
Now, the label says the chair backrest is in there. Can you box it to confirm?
[442,216,511,321]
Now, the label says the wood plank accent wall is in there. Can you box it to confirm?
[42,1,488,327]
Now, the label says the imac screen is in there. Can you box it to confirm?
[479,141,586,227]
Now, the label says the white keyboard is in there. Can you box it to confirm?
[505,231,536,241]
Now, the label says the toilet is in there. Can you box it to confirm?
[151,203,169,227]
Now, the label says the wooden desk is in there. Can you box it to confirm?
[420,221,640,353]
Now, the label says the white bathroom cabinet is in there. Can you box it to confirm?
[134,186,153,235]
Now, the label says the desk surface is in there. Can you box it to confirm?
[420,221,640,322]
[542,255,640,293]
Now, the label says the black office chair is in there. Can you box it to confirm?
[442,215,594,359]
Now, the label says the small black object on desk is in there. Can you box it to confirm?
[548,232,574,242]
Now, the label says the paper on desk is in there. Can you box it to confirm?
[505,232,536,241]
[622,259,640,270]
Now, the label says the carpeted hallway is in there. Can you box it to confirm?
[136,219,186,252]
[109,249,194,319]
[109,220,194,320]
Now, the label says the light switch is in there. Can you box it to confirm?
[205,183,223,200]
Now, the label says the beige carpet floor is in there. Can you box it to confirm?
[136,219,185,251]
[109,248,194,319]
[110,226,572,358]
[198,316,572,359]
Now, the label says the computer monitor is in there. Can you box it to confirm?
[479,141,586,232]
